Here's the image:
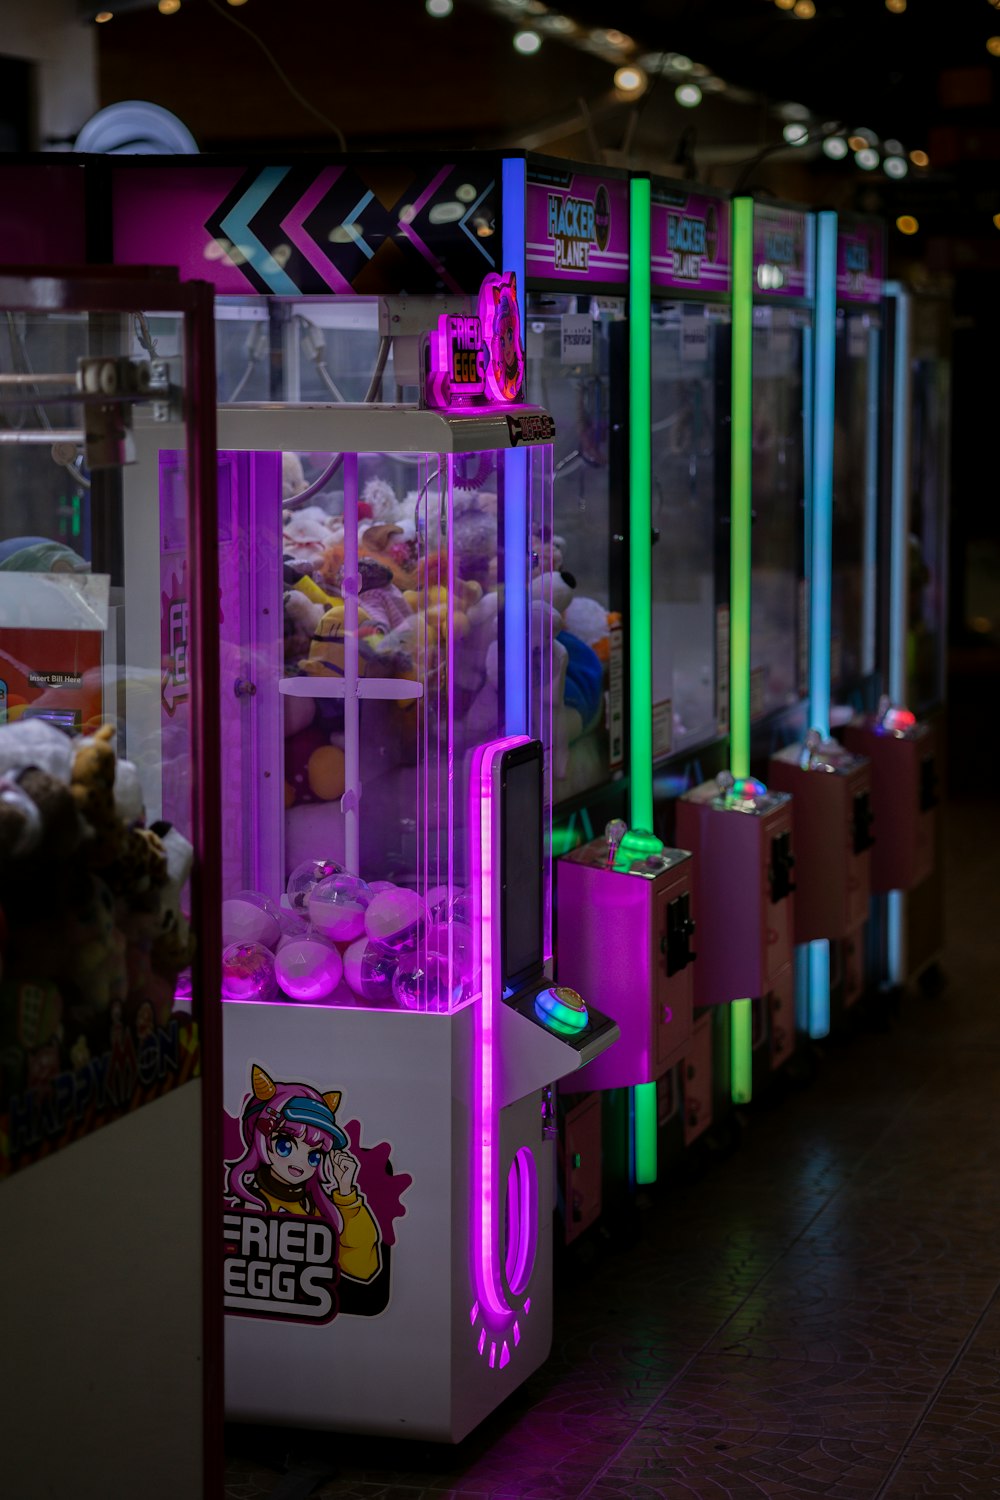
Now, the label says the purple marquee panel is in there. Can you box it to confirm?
[752,202,813,301]
[650,183,731,295]
[0,165,86,266]
[836,218,885,305]
[525,165,629,286]
[112,159,502,296]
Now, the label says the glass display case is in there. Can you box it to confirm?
[0,270,221,1498]
[907,297,950,714]
[750,302,808,720]
[650,301,729,756]
[524,294,623,803]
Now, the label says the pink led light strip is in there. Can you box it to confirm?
[471,734,531,1324]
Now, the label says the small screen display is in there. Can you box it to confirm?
[501,747,543,986]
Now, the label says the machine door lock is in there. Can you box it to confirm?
[919,755,939,813]
[663,892,696,976]
[769,830,796,902]
[852,790,876,854]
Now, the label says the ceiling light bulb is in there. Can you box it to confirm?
[675,82,703,107]
[823,136,849,159]
[426,0,454,14]
[855,147,880,170]
[614,65,648,95]
[793,0,816,17]
[782,122,810,145]
[896,215,919,235]
[513,29,542,52]
[884,155,908,178]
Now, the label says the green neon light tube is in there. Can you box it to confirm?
[729,199,755,1107]
[731,998,753,1104]
[629,177,654,832]
[634,1081,658,1184]
[628,179,656,1187]
[730,197,754,783]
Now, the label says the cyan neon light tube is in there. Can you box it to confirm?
[810,211,838,741]
[502,157,529,734]
[808,938,831,1039]
[862,325,881,680]
[729,197,754,783]
[629,177,654,833]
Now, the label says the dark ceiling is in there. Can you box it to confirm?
[90,0,999,266]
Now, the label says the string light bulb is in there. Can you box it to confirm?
[775,0,796,9]
[426,0,454,14]
[94,8,113,18]
[885,0,906,12]
[855,147,880,170]
[783,122,810,145]
[993,213,1000,229]
[614,65,648,95]
[896,215,919,235]
[158,0,180,11]
[909,148,929,167]
[513,29,542,52]
[884,156,908,178]
[987,36,1000,54]
[793,0,816,17]
[823,136,849,159]
[675,82,703,107]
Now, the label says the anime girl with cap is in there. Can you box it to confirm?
[485,273,524,403]
[226,1064,381,1283]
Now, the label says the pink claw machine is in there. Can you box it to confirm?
[0,269,223,1498]
[137,278,618,1440]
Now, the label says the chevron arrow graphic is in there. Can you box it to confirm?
[219,165,303,295]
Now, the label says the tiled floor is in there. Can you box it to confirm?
[225,795,1000,1498]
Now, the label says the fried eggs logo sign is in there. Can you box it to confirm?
[223,1213,338,1322]
[667,203,718,282]
[547,184,611,271]
[223,1064,411,1326]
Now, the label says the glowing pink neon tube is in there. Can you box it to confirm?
[471,734,530,1324]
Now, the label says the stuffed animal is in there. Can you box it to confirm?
[69,724,121,868]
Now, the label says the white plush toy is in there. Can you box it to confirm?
[0,719,73,783]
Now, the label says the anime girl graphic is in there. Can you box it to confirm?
[226,1064,381,1283]
[481,272,524,403]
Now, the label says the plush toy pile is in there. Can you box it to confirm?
[0,719,194,1102]
[279,461,614,861]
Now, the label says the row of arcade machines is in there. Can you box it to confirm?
[0,151,949,1474]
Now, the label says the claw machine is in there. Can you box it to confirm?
[769,214,884,1033]
[671,198,814,1105]
[0,270,223,1498]
[554,177,733,1194]
[135,278,617,1440]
